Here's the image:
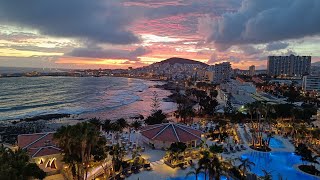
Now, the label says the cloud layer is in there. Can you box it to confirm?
[205,0,320,50]
[66,47,151,61]
[0,0,139,44]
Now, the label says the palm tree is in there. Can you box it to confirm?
[236,157,255,177]
[54,122,103,180]
[89,117,101,129]
[261,169,272,180]
[0,145,46,180]
[186,164,204,180]
[131,120,141,131]
[266,133,274,148]
[103,119,112,133]
[211,156,223,180]
[198,151,226,180]
[92,137,109,178]
[108,143,125,172]
[245,102,259,146]
[115,118,128,131]
[198,151,210,180]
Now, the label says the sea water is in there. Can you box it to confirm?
[0,76,176,121]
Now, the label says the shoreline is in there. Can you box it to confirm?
[0,77,178,145]
[0,76,173,122]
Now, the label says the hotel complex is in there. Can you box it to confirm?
[206,62,231,84]
[267,54,311,77]
[302,75,320,94]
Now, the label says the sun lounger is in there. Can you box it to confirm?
[143,163,152,171]
[240,145,247,150]
[230,147,236,153]
[223,148,230,154]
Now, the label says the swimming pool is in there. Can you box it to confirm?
[167,174,229,180]
[269,137,285,148]
[241,151,319,180]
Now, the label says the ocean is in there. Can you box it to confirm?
[0,76,176,121]
[0,67,67,74]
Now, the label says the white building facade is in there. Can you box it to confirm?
[207,62,231,84]
[302,75,320,94]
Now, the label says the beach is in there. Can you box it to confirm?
[0,76,177,144]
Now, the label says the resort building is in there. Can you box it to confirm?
[140,123,202,149]
[219,79,256,108]
[207,62,231,84]
[302,75,320,94]
[17,132,62,176]
[249,65,255,76]
[267,54,311,77]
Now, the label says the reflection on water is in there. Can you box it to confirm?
[0,76,176,120]
[241,151,319,180]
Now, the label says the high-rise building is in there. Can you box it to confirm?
[302,75,320,93]
[207,62,231,84]
[249,65,255,76]
[267,54,311,77]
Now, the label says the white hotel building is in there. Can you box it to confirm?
[302,75,320,95]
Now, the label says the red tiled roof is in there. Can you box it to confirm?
[17,132,60,157]
[140,123,202,143]
[31,146,61,158]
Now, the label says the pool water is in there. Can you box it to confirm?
[167,173,229,180]
[241,151,319,180]
[269,137,285,148]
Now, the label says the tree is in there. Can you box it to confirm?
[209,90,218,99]
[295,143,319,167]
[145,110,168,125]
[0,145,46,180]
[224,98,234,115]
[167,142,187,165]
[186,164,204,180]
[245,102,258,146]
[108,144,125,172]
[54,122,105,180]
[199,96,218,116]
[261,169,272,180]
[131,120,142,131]
[102,119,112,133]
[151,91,161,113]
[209,144,223,154]
[89,117,101,129]
[92,137,109,178]
[236,157,255,176]
[179,105,195,124]
[168,142,187,153]
[198,151,225,180]
[114,118,128,131]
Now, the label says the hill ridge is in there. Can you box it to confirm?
[154,57,208,66]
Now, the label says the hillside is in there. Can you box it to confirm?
[155,57,208,66]
[312,61,320,66]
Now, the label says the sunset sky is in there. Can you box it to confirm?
[0,0,320,70]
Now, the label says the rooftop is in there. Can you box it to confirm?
[17,132,60,158]
[140,123,202,143]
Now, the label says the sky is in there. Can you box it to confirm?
[0,0,320,70]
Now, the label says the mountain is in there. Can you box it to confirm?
[312,61,320,66]
[155,57,208,66]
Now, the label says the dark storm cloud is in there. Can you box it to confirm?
[238,45,263,55]
[0,32,38,42]
[206,0,320,50]
[0,0,139,44]
[8,45,69,53]
[66,47,151,61]
[266,42,289,51]
[144,0,241,19]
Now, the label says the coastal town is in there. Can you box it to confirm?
[1,55,320,180]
